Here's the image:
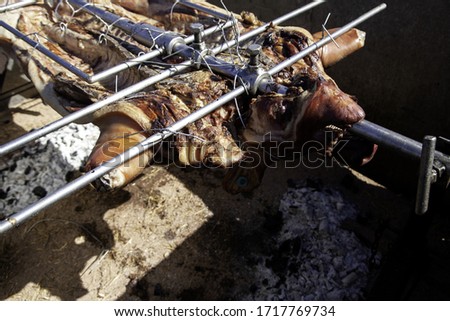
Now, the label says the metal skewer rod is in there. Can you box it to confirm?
[0,1,321,156]
[68,0,184,51]
[0,60,193,157]
[349,120,450,169]
[89,48,164,83]
[0,85,247,234]
[0,20,93,81]
[70,0,327,84]
[178,0,234,21]
[212,0,325,53]
[266,3,387,77]
[0,0,35,12]
[0,19,235,84]
[69,0,324,77]
[90,19,236,83]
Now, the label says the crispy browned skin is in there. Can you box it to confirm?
[2,1,375,192]
[108,0,365,66]
[221,26,370,193]
[83,70,243,189]
[3,3,246,189]
[243,26,365,144]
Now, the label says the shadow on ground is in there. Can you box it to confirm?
[116,164,415,300]
[0,187,130,300]
[1,155,448,300]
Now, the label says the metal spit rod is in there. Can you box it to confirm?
[0,0,35,13]
[210,0,326,53]
[178,0,233,21]
[0,0,323,156]
[65,0,381,97]
[267,3,387,76]
[0,20,97,80]
[0,60,193,156]
[89,19,237,83]
[0,86,246,234]
[350,120,450,215]
[350,120,450,170]
[0,17,236,84]
[68,0,326,80]
[0,4,386,233]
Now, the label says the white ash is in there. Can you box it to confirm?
[246,181,372,300]
[0,123,99,218]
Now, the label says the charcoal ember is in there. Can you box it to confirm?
[244,180,372,300]
[32,186,47,198]
[0,123,99,217]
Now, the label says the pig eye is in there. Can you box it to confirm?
[293,75,316,91]
[274,102,293,125]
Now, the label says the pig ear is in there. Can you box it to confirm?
[313,28,366,68]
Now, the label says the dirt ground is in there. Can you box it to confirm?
[0,97,421,301]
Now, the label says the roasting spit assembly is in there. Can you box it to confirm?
[0,0,449,235]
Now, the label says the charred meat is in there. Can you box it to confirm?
[0,0,376,192]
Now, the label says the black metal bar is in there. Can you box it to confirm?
[350,120,450,173]
[415,136,437,215]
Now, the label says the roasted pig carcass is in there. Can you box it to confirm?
[0,0,376,192]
